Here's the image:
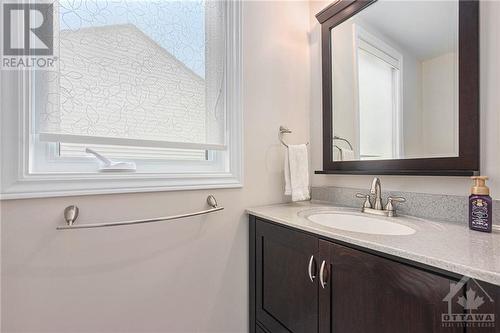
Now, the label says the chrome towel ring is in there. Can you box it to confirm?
[279,126,309,148]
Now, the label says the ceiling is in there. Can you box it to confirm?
[352,0,459,60]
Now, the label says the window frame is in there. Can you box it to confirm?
[0,1,243,199]
[353,24,403,160]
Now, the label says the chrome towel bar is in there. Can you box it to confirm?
[57,195,223,230]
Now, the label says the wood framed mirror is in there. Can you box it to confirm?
[315,0,479,176]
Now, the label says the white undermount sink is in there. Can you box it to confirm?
[306,212,416,236]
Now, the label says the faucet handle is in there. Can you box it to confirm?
[385,196,406,215]
[355,193,372,209]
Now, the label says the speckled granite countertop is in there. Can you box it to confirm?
[247,201,500,286]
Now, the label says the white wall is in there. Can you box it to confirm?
[331,22,357,159]
[0,1,311,332]
[401,50,423,158]
[421,52,458,157]
[310,0,500,199]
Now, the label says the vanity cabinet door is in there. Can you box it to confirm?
[466,280,500,333]
[255,220,319,333]
[320,241,464,333]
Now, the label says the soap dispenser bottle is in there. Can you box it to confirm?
[469,176,492,233]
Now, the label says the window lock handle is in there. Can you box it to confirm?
[85,148,136,172]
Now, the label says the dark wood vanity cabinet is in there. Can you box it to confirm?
[254,219,319,333]
[319,240,463,333]
[250,216,485,333]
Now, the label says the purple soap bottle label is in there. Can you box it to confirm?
[471,199,488,228]
[469,196,492,232]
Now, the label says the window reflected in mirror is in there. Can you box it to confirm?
[331,0,459,161]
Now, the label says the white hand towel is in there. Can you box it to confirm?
[284,144,310,202]
[340,148,355,161]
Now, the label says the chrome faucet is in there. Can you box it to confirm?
[355,177,406,217]
[370,177,383,210]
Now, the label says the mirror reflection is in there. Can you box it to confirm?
[331,0,459,161]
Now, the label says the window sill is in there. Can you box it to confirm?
[0,172,243,200]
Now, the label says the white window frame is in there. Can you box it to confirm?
[352,24,404,160]
[0,1,242,199]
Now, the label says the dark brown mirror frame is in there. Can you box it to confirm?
[315,0,479,176]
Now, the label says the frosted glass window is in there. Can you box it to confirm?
[34,0,226,151]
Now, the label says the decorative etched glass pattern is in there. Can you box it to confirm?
[36,0,226,149]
